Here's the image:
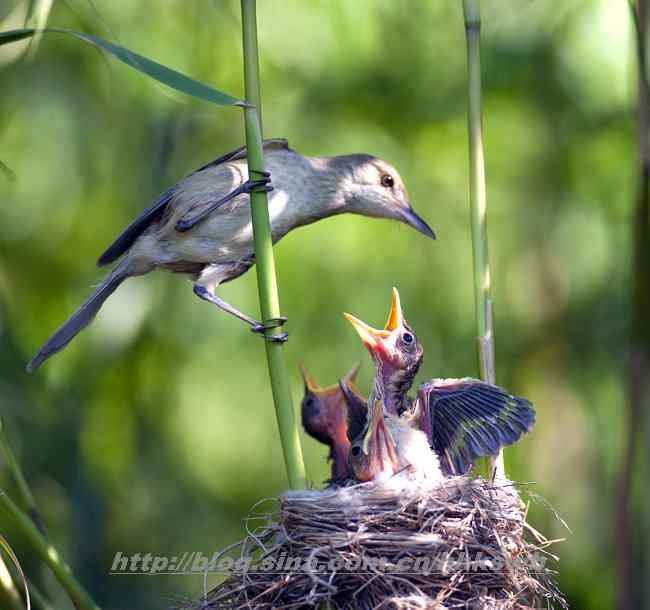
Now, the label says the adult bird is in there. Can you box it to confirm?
[27,139,435,371]
[300,363,366,484]
[343,288,535,481]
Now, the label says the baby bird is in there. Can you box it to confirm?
[343,288,535,481]
[299,363,366,484]
[300,363,435,484]
[28,139,435,371]
[346,394,442,484]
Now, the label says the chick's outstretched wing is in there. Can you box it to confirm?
[414,378,535,476]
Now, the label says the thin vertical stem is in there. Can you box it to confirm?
[0,555,25,610]
[26,580,55,610]
[0,493,100,610]
[461,0,505,481]
[618,3,650,609]
[240,0,306,489]
[0,419,46,536]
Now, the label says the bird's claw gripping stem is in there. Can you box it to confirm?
[251,316,289,343]
[243,171,273,195]
[247,170,282,342]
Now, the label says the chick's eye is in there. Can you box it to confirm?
[380,173,394,188]
[402,332,414,345]
[351,445,363,457]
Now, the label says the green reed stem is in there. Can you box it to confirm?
[0,554,25,610]
[0,493,100,610]
[0,419,46,536]
[462,0,505,481]
[240,0,306,489]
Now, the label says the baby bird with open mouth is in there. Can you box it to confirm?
[342,289,535,483]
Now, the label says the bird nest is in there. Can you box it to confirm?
[184,477,566,610]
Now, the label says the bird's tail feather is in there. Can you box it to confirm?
[27,265,129,372]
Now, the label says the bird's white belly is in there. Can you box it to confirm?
[389,419,443,480]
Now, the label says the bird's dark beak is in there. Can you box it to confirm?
[338,378,368,420]
[398,206,436,240]
[342,362,361,385]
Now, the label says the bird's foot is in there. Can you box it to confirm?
[251,316,288,343]
[242,171,273,195]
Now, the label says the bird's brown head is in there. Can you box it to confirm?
[344,288,423,413]
[348,398,399,483]
[336,155,435,240]
[300,363,361,482]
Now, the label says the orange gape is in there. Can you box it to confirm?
[343,288,536,483]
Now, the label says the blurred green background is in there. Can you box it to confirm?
[0,0,646,608]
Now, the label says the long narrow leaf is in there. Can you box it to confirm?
[25,0,55,29]
[0,3,29,66]
[24,0,56,58]
[0,28,247,107]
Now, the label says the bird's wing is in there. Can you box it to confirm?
[195,138,289,171]
[97,139,290,266]
[413,378,535,476]
[96,187,176,266]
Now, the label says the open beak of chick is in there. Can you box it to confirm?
[349,398,399,482]
[343,287,404,363]
[300,363,359,482]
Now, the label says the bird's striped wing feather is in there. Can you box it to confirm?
[415,378,535,476]
[97,186,176,266]
[96,139,290,266]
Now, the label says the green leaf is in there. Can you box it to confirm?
[23,0,55,59]
[25,0,55,30]
[0,28,247,108]
[0,534,30,610]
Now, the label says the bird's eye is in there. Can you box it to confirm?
[351,445,363,458]
[380,173,394,188]
[402,332,414,345]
